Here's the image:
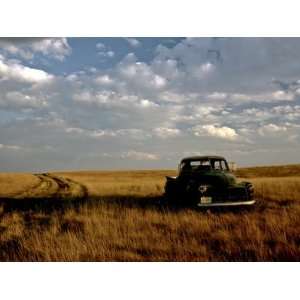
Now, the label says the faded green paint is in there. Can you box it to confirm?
[165,156,254,206]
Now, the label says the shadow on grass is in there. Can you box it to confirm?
[0,193,257,215]
[0,194,169,215]
[0,236,46,261]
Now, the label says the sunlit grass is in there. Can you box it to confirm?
[0,165,299,261]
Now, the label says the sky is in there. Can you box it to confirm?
[0,37,300,172]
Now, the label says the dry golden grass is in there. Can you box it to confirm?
[0,173,39,198]
[0,165,299,261]
[235,163,300,178]
[58,170,174,197]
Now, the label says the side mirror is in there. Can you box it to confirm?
[178,163,181,174]
[228,162,237,172]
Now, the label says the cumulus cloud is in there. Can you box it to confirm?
[139,99,159,108]
[2,38,300,171]
[89,129,117,138]
[207,92,228,100]
[124,38,141,48]
[121,150,158,160]
[95,74,114,85]
[0,42,33,59]
[73,90,129,107]
[223,90,296,103]
[271,105,300,120]
[0,56,53,83]
[0,38,71,61]
[271,90,294,101]
[153,127,181,138]
[0,144,21,150]
[96,43,106,50]
[65,127,117,138]
[96,42,115,59]
[30,38,71,60]
[0,91,48,110]
[192,62,216,79]
[64,126,151,140]
[98,50,115,58]
[159,91,184,103]
[73,90,160,110]
[154,37,300,94]
[193,124,238,141]
[258,123,288,136]
[117,55,168,92]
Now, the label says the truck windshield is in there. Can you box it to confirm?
[212,159,229,171]
[180,159,229,173]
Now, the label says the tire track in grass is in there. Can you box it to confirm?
[44,173,88,200]
[14,173,59,199]
[0,173,89,212]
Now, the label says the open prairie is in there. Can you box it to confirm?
[0,165,299,261]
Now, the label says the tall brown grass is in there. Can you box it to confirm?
[0,173,39,198]
[235,164,300,178]
[0,165,299,261]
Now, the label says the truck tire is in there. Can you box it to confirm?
[245,182,254,200]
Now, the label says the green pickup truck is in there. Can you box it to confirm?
[164,155,255,207]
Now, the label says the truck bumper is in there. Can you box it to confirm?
[197,199,256,207]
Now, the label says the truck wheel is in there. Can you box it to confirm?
[245,182,254,200]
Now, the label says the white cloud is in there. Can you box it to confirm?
[90,130,117,138]
[194,106,223,117]
[65,127,85,134]
[190,63,216,80]
[95,74,114,85]
[152,58,181,81]
[65,126,150,140]
[225,90,295,103]
[0,42,33,59]
[271,90,294,101]
[98,50,115,58]
[118,55,167,90]
[117,129,150,140]
[0,38,71,61]
[200,62,215,73]
[239,105,300,125]
[95,42,115,59]
[207,92,227,100]
[153,127,181,138]
[0,91,48,110]
[0,144,21,150]
[73,90,159,110]
[230,93,252,101]
[271,105,300,120]
[0,56,53,83]
[124,38,141,48]
[65,127,117,138]
[159,91,183,103]
[73,91,127,107]
[139,99,159,108]
[193,124,238,140]
[153,75,167,88]
[121,150,158,160]
[96,42,106,50]
[30,38,71,61]
[3,38,300,170]
[66,73,80,82]
[258,123,287,136]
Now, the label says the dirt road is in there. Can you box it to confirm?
[17,173,88,200]
[0,173,88,212]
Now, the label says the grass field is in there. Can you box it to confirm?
[0,165,299,261]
